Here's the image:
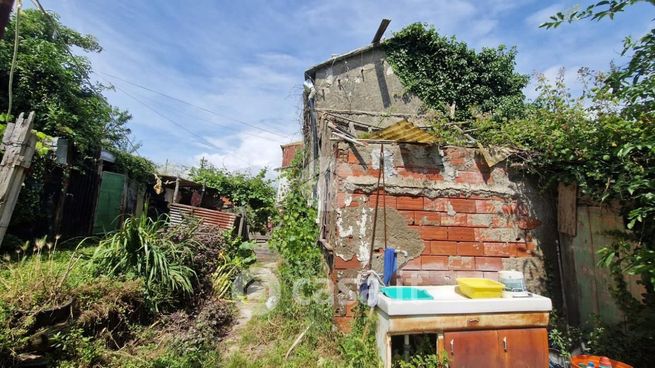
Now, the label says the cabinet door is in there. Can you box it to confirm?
[497,328,548,368]
[443,330,500,368]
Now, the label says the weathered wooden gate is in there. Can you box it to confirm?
[559,185,644,326]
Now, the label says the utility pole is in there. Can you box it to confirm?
[0,0,15,39]
[0,112,36,246]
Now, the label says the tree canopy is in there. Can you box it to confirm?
[384,23,528,121]
[0,9,133,162]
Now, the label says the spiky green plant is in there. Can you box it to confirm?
[92,212,195,311]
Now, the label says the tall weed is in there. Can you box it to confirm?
[92,212,195,311]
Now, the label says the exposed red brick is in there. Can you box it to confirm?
[502,203,519,215]
[448,256,475,270]
[456,270,484,279]
[343,193,364,207]
[397,270,422,285]
[369,193,396,209]
[397,167,445,181]
[447,227,476,241]
[455,171,486,184]
[518,217,542,230]
[334,255,361,270]
[483,271,499,281]
[475,199,504,214]
[443,148,470,169]
[431,241,458,255]
[440,213,468,227]
[365,168,381,177]
[403,257,422,270]
[516,243,532,257]
[483,242,517,257]
[398,210,416,225]
[526,241,538,251]
[475,257,504,271]
[419,270,456,285]
[345,301,358,317]
[449,198,477,213]
[335,317,353,333]
[420,226,448,240]
[424,198,447,211]
[397,196,424,210]
[415,211,440,226]
[492,215,510,227]
[422,241,431,255]
[457,242,484,256]
[421,255,449,270]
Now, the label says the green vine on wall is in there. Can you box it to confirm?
[386,19,655,365]
[384,23,528,122]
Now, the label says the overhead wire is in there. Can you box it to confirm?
[97,71,294,140]
[34,0,295,171]
[112,85,264,171]
[107,77,295,143]
[33,0,141,155]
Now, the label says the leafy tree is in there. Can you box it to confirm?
[190,161,276,233]
[541,0,655,119]
[0,9,131,159]
[0,10,154,243]
[384,23,529,121]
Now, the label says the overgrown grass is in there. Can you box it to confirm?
[0,212,255,367]
[92,212,196,311]
[0,237,94,312]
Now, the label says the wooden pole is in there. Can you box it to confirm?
[0,0,15,39]
[0,111,36,246]
[172,176,180,204]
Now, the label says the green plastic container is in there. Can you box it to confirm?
[381,286,433,300]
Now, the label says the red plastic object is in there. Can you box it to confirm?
[599,356,612,367]
[570,355,633,368]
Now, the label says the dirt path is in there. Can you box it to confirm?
[222,242,279,353]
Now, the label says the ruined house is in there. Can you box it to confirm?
[299,26,641,331]
[302,38,562,329]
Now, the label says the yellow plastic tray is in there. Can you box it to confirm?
[457,278,504,299]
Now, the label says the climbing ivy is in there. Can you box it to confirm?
[190,162,276,232]
[384,23,528,121]
[386,18,655,364]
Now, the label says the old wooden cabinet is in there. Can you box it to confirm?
[444,328,548,368]
[375,310,551,368]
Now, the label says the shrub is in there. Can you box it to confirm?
[92,212,195,311]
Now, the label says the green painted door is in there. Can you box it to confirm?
[93,172,125,234]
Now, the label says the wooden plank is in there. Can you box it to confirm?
[387,312,549,334]
[0,112,36,246]
[557,182,577,236]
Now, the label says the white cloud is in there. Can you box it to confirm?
[525,4,561,28]
[194,131,287,174]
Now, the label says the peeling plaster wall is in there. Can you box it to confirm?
[311,47,426,128]
[328,143,557,318]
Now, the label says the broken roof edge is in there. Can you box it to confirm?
[280,141,303,148]
[305,42,383,78]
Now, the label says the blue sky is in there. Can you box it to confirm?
[31,0,654,174]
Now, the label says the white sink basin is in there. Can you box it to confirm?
[377,285,552,316]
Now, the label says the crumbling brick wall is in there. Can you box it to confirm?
[327,142,554,323]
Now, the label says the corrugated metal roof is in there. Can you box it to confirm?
[368,120,437,143]
[170,203,238,230]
